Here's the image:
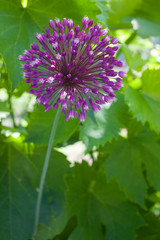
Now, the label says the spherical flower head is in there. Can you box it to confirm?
[19,17,126,122]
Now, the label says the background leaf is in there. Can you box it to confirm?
[136,213,160,240]
[26,105,79,145]
[0,138,38,240]
[65,161,143,240]
[80,94,130,152]
[0,136,70,240]
[124,69,160,133]
[104,120,160,205]
[122,44,144,71]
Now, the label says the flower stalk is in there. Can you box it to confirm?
[32,106,61,239]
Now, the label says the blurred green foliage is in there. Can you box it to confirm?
[0,0,160,239]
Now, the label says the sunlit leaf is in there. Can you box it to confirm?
[124,69,160,132]
[122,44,144,71]
[80,94,130,152]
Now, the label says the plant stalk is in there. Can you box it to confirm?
[32,106,61,239]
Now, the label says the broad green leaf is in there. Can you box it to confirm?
[105,138,146,205]
[124,69,160,133]
[94,0,141,29]
[0,138,39,240]
[134,0,160,37]
[122,44,144,71]
[0,136,70,240]
[65,161,143,240]
[29,145,70,204]
[136,17,160,38]
[35,212,77,240]
[107,0,141,29]
[0,0,99,89]
[136,213,160,240]
[105,120,160,205]
[26,105,79,145]
[95,0,160,36]
[80,94,130,152]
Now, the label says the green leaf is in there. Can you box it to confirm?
[0,139,38,240]
[107,0,141,29]
[0,0,99,89]
[95,0,160,36]
[136,213,160,240]
[26,105,79,145]
[65,161,143,240]
[80,94,130,152]
[122,44,144,71]
[35,213,77,240]
[136,17,160,38]
[134,0,160,37]
[0,136,70,240]
[29,144,70,204]
[105,120,160,205]
[94,0,141,29]
[105,138,146,205]
[124,69,160,133]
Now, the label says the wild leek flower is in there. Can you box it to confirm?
[19,17,125,121]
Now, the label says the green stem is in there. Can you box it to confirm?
[32,106,61,239]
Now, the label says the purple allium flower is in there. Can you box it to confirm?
[19,17,126,122]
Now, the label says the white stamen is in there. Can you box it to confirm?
[60,91,67,100]
[39,78,45,84]
[97,23,102,29]
[102,28,108,35]
[30,59,39,67]
[47,77,55,84]
[74,38,79,44]
[84,105,89,110]
[62,103,68,109]
[55,53,62,60]
[84,16,89,21]
[37,34,42,40]
[55,18,60,24]
[52,42,58,48]
[89,51,93,55]
[68,19,73,24]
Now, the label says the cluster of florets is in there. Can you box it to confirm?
[19,17,125,121]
